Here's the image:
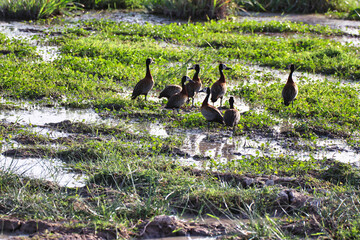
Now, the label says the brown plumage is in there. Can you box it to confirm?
[159,84,182,99]
[165,76,191,112]
[211,63,232,108]
[186,64,202,107]
[131,58,154,100]
[282,64,298,107]
[201,87,224,130]
[224,97,240,134]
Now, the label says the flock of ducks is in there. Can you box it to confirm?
[131,58,298,133]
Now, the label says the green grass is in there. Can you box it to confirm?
[1,12,360,238]
[0,0,79,20]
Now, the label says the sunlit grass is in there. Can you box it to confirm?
[0,0,80,20]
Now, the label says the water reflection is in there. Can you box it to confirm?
[0,106,108,125]
[0,155,85,187]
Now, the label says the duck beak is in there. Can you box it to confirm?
[188,66,195,70]
[225,66,232,70]
[199,87,207,93]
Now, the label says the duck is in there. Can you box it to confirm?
[200,87,224,130]
[224,97,240,134]
[131,58,154,101]
[159,84,182,100]
[186,64,202,107]
[211,63,232,108]
[282,64,298,107]
[165,76,192,112]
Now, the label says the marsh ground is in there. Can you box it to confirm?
[1,10,360,239]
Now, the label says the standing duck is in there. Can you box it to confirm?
[201,87,224,130]
[165,76,192,112]
[224,97,240,134]
[211,63,232,108]
[186,64,202,107]
[131,58,154,100]
[282,64,298,107]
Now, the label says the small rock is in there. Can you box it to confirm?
[265,179,275,186]
[243,177,254,187]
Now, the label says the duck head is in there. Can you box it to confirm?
[146,58,154,65]
[219,63,232,71]
[188,64,200,72]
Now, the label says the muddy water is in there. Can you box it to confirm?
[0,155,86,187]
[0,233,28,240]
[67,10,186,25]
[125,118,360,166]
[0,106,108,187]
[239,12,360,35]
[0,105,109,125]
[0,21,60,62]
[0,102,359,186]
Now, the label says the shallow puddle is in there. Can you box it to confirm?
[171,128,360,166]
[0,105,106,126]
[29,126,70,139]
[0,21,60,62]
[66,10,186,25]
[239,12,360,35]
[0,155,85,187]
[0,233,29,240]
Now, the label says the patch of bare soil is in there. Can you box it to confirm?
[0,218,127,239]
[137,215,245,238]
[13,133,101,145]
[47,120,106,134]
[46,120,136,139]
[293,125,351,138]
[281,217,324,237]
[2,147,55,158]
[188,169,329,190]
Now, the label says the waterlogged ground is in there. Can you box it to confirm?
[1,10,360,239]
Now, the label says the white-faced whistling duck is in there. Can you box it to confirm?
[131,58,154,101]
[282,64,298,107]
[224,97,240,134]
[201,87,224,130]
[159,84,182,99]
[186,64,202,107]
[165,76,192,112]
[211,63,232,108]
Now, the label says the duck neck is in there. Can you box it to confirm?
[230,102,234,109]
[146,63,152,78]
[181,80,188,95]
[287,70,294,83]
[219,69,226,83]
[202,93,210,107]
[193,70,200,82]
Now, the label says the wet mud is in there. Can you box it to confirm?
[0,218,123,240]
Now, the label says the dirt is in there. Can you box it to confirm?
[2,147,55,159]
[0,218,124,239]
[137,215,243,238]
